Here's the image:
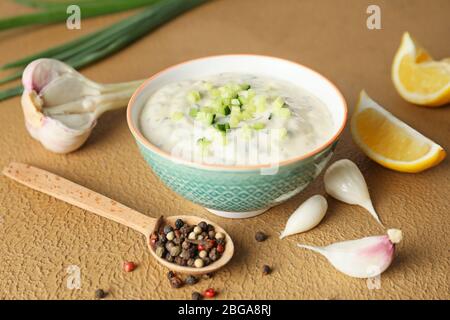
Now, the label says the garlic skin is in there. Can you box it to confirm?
[280,195,327,239]
[298,229,402,278]
[21,59,142,154]
[324,159,382,225]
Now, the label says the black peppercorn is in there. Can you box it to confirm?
[255,231,267,242]
[167,271,175,279]
[192,291,203,300]
[169,276,184,289]
[206,224,215,232]
[262,265,271,275]
[95,289,107,299]
[175,219,184,229]
[185,275,198,285]
[202,257,211,266]
[182,240,190,250]
[175,256,186,266]
[163,225,173,235]
[198,221,208,231]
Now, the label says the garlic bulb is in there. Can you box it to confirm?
[21,58,143,153]
[324,159,382,225]
[280,195,327,239]
[298,229,402,278]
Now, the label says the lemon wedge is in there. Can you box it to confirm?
[392,32,450,107]
[351,91,446,173]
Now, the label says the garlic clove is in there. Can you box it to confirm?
[21,91,94,154]
[280,195,327,239]
[40,74,101,108]
[324,159,382,225]
[298,229,402,278]
[20,58,142,154]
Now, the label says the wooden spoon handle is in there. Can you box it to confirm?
[2,162,156,236]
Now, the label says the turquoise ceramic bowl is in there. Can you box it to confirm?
[127,55,347,218]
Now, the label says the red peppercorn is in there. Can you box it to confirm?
[216,244,224,253]
[203,288,216,298]
[198,244,205,251]
[123,261,137,272]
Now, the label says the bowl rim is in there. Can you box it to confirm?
[127,54,347,171]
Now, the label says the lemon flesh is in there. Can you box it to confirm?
[351,91,446,173]
[392,32,450,107]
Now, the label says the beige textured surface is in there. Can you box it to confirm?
[0,0,449,300]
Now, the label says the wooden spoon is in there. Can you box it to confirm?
[2,162,234,275]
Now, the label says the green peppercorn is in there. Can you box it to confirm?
[180,249,191,260]
[165,241,175,251]
[169,245,181,257]
[164,252,175,262]
[155,245,165,258]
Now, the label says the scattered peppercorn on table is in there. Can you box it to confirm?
[0,0,449,299]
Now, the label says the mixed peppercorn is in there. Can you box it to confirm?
[150,219,226,268]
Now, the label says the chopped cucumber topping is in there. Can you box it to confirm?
[273,96,285,109]
[200,106,215,114]
[223,106,231,116]
[189,108,198,118]
[253,95,267,113]
[187,90,201,103]
[240,109,254,120]
[229,115,240,128]
[252,122,266,130]
[210,88,221,97]
[171,111,184,121]
[273,107,291,118]
[203,82,213,90]
[197,137,212,150]
[231,105,241,115]
[231,98,241,106]
[215,123,230,132]
[196,111,215,125]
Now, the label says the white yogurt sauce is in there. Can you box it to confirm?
[140,73,334,165]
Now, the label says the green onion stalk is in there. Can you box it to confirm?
[0,0,207,101]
